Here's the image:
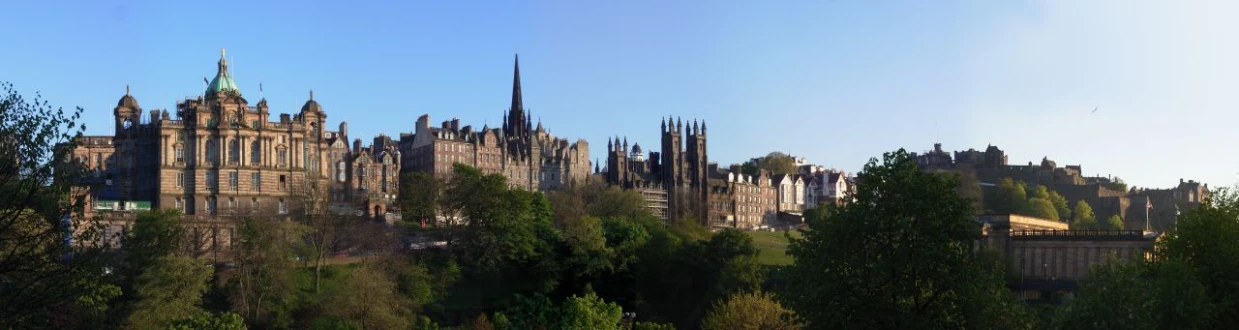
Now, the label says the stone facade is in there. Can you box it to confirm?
[57,50,399,221]
[980,214,1156,301]
[604,119,780,229]
[915,143,1208,232]
[399,56,591,192]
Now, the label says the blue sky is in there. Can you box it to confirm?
[3,0,1236,189]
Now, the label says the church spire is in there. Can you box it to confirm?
[509,54,524,130]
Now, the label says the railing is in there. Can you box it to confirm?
[1011,229,1149,239]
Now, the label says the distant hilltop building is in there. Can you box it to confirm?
[912,143,1208,231]
[57,49,400,223]
[398,55,591,191]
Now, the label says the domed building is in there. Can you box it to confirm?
[59,49,402,248]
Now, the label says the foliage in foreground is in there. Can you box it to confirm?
[786,149,1034,329]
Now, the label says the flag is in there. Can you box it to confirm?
[1146,197,1153,211]
[203,76,209,84]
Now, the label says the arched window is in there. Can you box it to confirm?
[229,139,240,164]
[336,161,346,182]
[205,139,218,164]
[251,141,261,165]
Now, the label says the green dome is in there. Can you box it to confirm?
[207,48,240,95]
[208,74,239,94]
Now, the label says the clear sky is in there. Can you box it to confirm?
[3,0,1236,189]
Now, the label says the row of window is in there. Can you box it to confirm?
[175,171,287,190]
[173,136,290,167]
[174,196,288,215]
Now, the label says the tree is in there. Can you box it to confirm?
[290,180,350,294]
[1048,191,1071,221]
[167,311,248,330]
[1104,215,1124,230]
[701,291,801,330]
[400,171,440,226]
[126,256,214,330]
[124,210,188,280]
[785,150,1033,329]
[228,215,298,328]
[1026,184,1050,200]
[1055,259,1213,329]
[0,81,115,327]
[1071,200,1097,229]
[559,292,623,330]
[990,178,1027,214]
[1158,188,1239,327]
[938,170,983,215]
[1022,197,1059,220]
[740,152,798,176]
[321,265,412,330]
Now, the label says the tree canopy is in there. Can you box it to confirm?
[785,149,1033,329]
[1071,201,1097,229]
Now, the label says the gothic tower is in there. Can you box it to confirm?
[686,119,708,221]
[506,54,527,140]
[662,116,684,219]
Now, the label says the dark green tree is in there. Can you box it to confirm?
[1158,188,1239,327]
[1055,259,1213,329]
[0,82,116,327]
[167,311,248,330]
[785,150,1033,329]
[400,171,440,226]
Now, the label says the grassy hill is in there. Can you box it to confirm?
[747,230,801,266]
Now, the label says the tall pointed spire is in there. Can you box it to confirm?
[510,54,524,121]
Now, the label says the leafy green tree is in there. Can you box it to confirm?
[442,164,543,272]
[1071,200,1097,229]
[740,152,798,176]
[321,265,412,330]
[126,256,214,330]
[400,171,440,226]
[701,291,801,330]
[1022,197,1059,220]
[633,321,677,330]
[167,311,248,330]
[1159,188,1239,327]
[563,215,614,281]
[1104,215,1125,230]
[1026,184,1050,200]
[228,216,297,328]
[559,292,623,330]
[936,170,983,215]
[1047,191,1071,221]
[991,178,1028,214]
[0,81,116,327]
[1055,259,1213,329]
[498,294,560,330]
[785,150,1033,329]
[124,209,188,277]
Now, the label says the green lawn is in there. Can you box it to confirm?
[747,230,802,266]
